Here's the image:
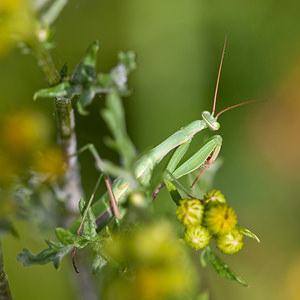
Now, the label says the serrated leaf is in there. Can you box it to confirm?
[78,199,97,240]
[237,225,260,243]
[205,247,248,287]
[17,241,72,269]
[33,81,71,100]
[55,227,78,245]
[78,198,86,214]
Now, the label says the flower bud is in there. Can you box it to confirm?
[184,225,211,249]
[176,199,204,227]
[203,203,237,235]
[203,189,226,205]
[215,228,244,254]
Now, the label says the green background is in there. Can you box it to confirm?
[1,0,300,299]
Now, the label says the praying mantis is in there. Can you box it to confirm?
[69,36,262,233]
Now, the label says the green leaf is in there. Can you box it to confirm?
[55,227,78,245]
[237,225,260,243]
[205,247,248,287]
[17,241,72,269]
[79,199,97,240]
[33,81,71,100]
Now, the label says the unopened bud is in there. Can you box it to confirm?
[203,189,226,205]
[215,228,244,254]
[176,199,204,227]
[184,225,211,249]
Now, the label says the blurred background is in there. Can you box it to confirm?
[1,0,300,299]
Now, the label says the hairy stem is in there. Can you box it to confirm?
[0,241,12,300]
[31,39,84,214]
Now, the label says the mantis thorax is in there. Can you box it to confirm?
[201,111,220,131]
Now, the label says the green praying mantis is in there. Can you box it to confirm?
[69,36,262,234]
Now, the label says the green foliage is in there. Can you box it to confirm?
[171,184,259,285]
[202,247,248,287]
[17,240,72,269]
[17,198,108,270]
[33,42,136,115]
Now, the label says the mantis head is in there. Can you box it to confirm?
[202,34,264,132]
[201,111,220,131]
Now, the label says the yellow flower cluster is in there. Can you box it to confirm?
[176,190,244,254]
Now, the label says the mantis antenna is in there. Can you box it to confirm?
[212,34,227,116]
[191,36,266,187]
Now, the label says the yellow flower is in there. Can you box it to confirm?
[215,228,244,254]
[184,225,211,249]
[204,203,237,235]
[176,199,204,227]
[203,189,226,205]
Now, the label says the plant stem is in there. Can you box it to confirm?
[31,38,99,300]
[31,39,84,214]
[0,241,13,300]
